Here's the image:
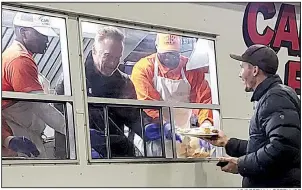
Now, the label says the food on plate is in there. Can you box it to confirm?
[203,127,211,134]
[176,127,216,136]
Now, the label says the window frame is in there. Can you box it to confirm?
[78,18,223,163]
[1,4,224,165]
[1,6,81,165]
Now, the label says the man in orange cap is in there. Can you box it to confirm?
[131,33,213,156]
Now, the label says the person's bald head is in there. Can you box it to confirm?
[92,26,125,76]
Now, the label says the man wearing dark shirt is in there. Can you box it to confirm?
[55,26,144,158]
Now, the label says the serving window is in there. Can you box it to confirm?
[2,8,76,163]
[80,20,221,162]
[1,5,222,164]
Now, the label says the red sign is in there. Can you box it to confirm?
[285,61,301,95]
[243,2,301,95]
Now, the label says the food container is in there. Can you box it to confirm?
[176,135,215,158]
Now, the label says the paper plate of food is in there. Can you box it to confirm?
[176,127,218,138]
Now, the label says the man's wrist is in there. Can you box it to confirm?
[237,156,246,175]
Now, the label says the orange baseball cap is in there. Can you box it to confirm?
[155,33,181,53]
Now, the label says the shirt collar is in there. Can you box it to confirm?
[13,40,33,56]
[251,74,283,102]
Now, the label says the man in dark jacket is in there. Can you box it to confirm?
[55,26,145,158]
[204,44,300,188]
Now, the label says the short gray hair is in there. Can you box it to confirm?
[94,26,125,44]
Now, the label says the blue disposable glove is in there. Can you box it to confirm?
[91,148,101,159]
[199,139,211,151]
[164,123,182,143]
[90,129,106,150]
[8,137,40,157]
[145,123,161,141]
[145,123,182,143]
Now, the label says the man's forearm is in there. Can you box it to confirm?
[225,138,248,157]
[32,102,66,135]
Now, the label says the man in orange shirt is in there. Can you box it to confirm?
[131,33,213,156]
[131,33,213,126]
[2,12,66,158]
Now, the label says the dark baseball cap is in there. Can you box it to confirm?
[230,44,279,75]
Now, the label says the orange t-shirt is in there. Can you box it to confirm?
[2,41,43,109]
[131,53,213,125]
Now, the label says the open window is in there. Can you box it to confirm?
[1,9,76,162]
[80,20,221,162]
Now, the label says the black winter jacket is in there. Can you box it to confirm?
[225,75,300,188]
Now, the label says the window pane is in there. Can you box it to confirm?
[143,107,170,158]
[80,21,219,105]
[88,104,173,159]
[1,100,76,160]
[88,104,220,160]
[1,10,71,96]
[170,108,220,159]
